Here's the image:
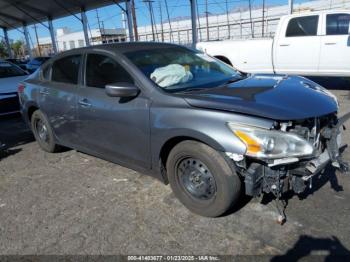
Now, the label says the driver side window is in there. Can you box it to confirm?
[85,54,133,88]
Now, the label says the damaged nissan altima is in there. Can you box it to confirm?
[19,43,349,220]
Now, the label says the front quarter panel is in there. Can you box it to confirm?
[151,96,274,169]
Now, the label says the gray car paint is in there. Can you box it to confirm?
[19,43,291,183]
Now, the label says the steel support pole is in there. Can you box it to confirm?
[23,24,32,59]
[125,0,134,42]
[190,0,197,48]
[48,18,58,54]
[81,9,90,46]
[288,0,293,14]
[2,27,13,58]
[131,0,138,41]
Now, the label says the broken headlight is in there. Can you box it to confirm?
[228,123,314,159]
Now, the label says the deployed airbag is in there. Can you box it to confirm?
[150,64,193,88]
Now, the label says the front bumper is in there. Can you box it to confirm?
[243,112,350,197]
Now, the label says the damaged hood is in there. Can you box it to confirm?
[181,75,338,120]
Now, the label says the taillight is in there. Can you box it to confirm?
[18,83,25,93]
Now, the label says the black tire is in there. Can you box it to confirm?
[166,140,241,217]
[31,110,60,153]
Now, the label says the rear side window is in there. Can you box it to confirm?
[326,13,350,35]
[286,15,319,37]
[85,54,133,88]
[52,55,81,84]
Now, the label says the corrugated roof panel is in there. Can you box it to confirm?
[0,0,117,29]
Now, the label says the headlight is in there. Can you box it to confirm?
[228,123,314,159]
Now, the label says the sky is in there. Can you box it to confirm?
[1,0,309,44]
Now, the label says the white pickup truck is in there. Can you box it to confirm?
[197,10,350,77]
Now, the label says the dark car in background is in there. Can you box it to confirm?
[0,60,29,116]
[26,57,51,73]
[18,43,349,218]
[5,58,28,71]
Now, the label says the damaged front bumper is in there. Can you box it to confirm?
[231,112,350,198]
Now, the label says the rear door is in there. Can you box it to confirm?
[274,15,321,75]
[319,13,350,76]
[76,52,151,169]
[39,54,82,146]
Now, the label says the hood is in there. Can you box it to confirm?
[0,75,28,95]
[181,75,338,120]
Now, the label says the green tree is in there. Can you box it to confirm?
[11,40,24,58]
[0,40,9,58]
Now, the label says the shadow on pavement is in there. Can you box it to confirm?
[271,235,350,262]
[0,115,34,159]
[307,76,350,91]
[0,148,22,161]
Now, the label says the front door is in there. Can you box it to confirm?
[274,15,321,75]
[77,53,151,169]
[319,13,350,76]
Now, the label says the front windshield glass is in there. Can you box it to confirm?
[0,62,27,78]
[124,46,242,92]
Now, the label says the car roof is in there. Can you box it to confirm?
[56,42,186,57]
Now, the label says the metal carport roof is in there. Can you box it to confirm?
[0,0,198,59]
[0,0,116,29]
[0,0,139,58]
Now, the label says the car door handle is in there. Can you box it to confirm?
[78,99,92,107]
[325,42,336,45]
[279,44,290,47]
[39,89,49,95]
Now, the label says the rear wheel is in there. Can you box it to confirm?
[31,110,60,153]
[166,140,241,217]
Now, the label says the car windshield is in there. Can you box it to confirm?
[124,46,242,92]
[0,62,27,78]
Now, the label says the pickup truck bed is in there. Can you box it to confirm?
[197,38,274,74]
[197,10,350,77]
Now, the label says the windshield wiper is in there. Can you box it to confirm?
[176,87,212,93]
[225,74,246,84]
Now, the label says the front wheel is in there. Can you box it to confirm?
[166,140,241,217]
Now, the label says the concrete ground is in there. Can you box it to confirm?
[0,86,350,258]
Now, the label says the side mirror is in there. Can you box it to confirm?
[105,82,139,97]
